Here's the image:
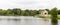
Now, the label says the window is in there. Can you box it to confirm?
[45,13,47,15]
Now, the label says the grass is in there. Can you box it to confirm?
[58,15,60,19]
[35,14,60,19]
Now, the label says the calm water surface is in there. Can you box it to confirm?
[0,16,59,25]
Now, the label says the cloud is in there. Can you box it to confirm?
[0,0,60,10]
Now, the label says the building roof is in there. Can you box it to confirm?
[40,10,48,13]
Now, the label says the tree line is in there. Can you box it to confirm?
[0,8,39,16]
[0,8,60,16]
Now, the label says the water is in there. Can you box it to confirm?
[0,16,59,25]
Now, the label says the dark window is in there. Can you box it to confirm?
[45,13,47,15]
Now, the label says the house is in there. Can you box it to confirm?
[39,10,48,17]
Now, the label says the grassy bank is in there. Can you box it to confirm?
[35,14,60,19]
[58,15,60,19]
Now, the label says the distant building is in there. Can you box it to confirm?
[40,10,48,17]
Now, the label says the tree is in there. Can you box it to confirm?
[20,10,25,16]
[23,9,30,16]
[58,10,60,14]
[29,10,37,16]
[0,10,5,15]
[1,10,8,16]
[5,9,14,16]
[45,9,50,14]
[50,7,58,25]
[12,8,21,16]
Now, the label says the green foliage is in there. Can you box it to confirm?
[0,8,39,16]
[58,10,60,14]
[0,7,59,17]
[50,7,58,24]
[45,9,50,14]
[20,10,25,16]
[12,8,21,16]
[23,9,30,16]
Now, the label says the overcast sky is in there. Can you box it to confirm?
[0,0,60,10]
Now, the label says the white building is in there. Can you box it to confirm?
[40,10,48,17]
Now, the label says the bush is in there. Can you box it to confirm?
[50,7,58,24]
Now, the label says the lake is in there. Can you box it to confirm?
[0,16,59,25]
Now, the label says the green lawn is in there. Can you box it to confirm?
[58,15,60,19]
[35,14,60,19]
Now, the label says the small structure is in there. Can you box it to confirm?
[40,10,48,17]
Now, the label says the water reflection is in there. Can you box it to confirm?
[51,19,58,25]
[0,17,59,25]
[12,19,21,21]
[51,23,58,25]
[7,19,21,21]
[0,18,51,25]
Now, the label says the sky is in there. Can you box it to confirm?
[0,0,60,10]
